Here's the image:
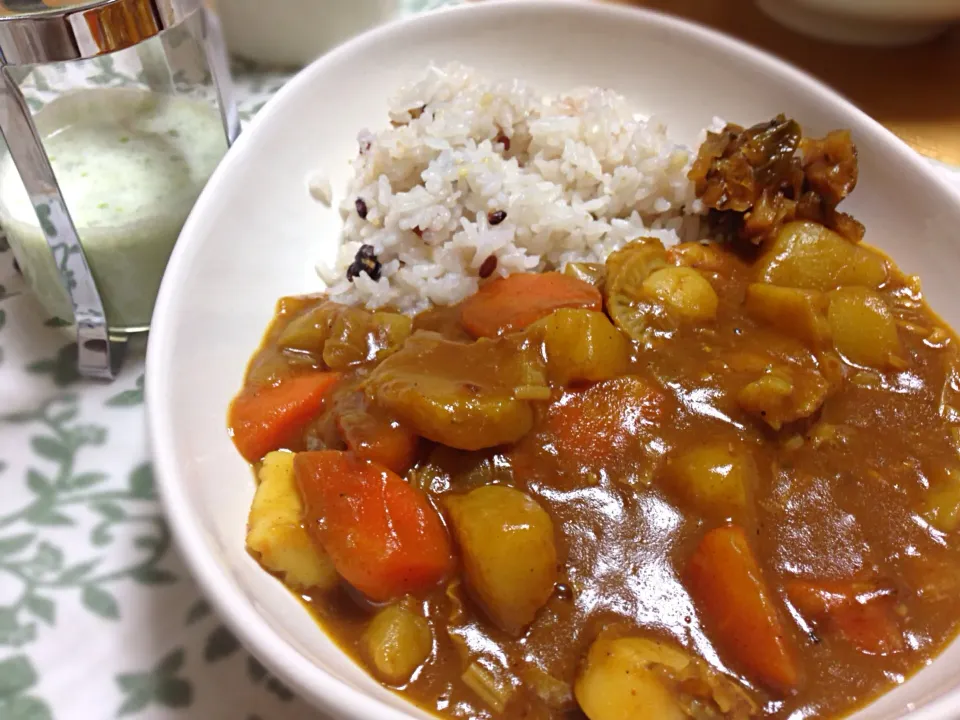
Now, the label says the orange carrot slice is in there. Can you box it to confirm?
[687,525,799,693]
[510,376,668,487]
[229,372,340,462]
[460,272,602,338]
[294,450,453,602]
[786,578,903,655]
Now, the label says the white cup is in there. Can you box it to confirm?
[214,0,398,67]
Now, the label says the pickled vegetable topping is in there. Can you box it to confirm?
[690,115,864,244]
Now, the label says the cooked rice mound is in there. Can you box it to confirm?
[321,63,702,313]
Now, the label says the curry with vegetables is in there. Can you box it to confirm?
[229,119,960,719]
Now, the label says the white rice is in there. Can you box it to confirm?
[307,171,333,206]
[321,63,705,313]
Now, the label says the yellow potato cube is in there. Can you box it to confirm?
[667,442,757,520]
[827,287,903,369]
[445,485,557,636]
[642,266,719,323]
[532,309,630,386]
[362,603,433,685]
[755,221,888,291]
[744,283,830,348]
[246,451,338,591]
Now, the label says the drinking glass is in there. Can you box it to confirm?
[0,0,238,378]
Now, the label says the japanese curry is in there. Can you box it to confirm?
[229,118,960,719]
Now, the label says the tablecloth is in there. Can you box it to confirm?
[1,3,959,719]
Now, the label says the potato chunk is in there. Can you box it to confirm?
[323,308,412,370]
[368,332,542,450]
[246,451,338,591]
[827,287,903,369]
[531,309,630,386]
[755,221,887,291]
[923,467,960,533]
[445,485,557,635]
[737,365,829,430]
[744,284,830,348]
[575,634,757,720]
[666,442,757,520]
[277,303,339,354]
[576,636,684,720]
[362,603,433,685]
[642,266,719,323]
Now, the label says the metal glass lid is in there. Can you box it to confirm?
[0,0,202,65]
[0,1,107,19]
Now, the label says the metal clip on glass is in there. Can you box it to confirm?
[0,0,239,379]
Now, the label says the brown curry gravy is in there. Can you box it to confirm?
[240,234,960,720]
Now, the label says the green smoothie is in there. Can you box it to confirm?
[0,87,226,331]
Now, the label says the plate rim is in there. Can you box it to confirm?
[145,2,960,718]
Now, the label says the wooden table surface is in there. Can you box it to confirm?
[616,0,960,165]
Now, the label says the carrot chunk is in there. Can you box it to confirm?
[294,451,453,602]
[686,525,799,693]
[460,272,602,338]
[229,372,341,462]
[545,377,665,464]
[511,376,668,488]
[786,578,903,655]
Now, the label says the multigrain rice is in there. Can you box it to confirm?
[319,63,708,313]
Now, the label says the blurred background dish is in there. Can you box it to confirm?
[215,0,398,67]
[755,0,960,46]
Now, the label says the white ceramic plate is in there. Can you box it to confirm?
[145,2,960,718]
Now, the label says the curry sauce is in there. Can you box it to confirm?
[231,218,960,719]
[230,117,960,719]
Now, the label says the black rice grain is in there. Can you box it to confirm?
[346,244,381,282]
[487,210,507,226]
[479,255,498,279]
[355,198,368,219]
